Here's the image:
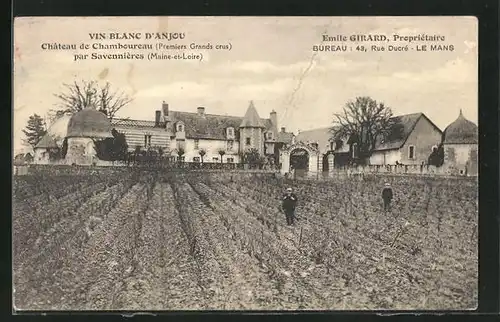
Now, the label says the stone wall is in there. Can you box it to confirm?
[324,163,477,177]
[65,137,96,165]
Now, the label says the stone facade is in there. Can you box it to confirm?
[65,137,97,165]
[279,141,321,176]
[444,143,478,176]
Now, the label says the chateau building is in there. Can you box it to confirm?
[32,100,295,165]
[111,100,294,164]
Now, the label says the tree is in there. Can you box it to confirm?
[22,114,47,148]
[199,149,207,163]
[331,96,398,163]
[428,144,444,167]
[176,147,185,162]
[92,129,128,162]
[217,149,226,163]
[60,138,68,158]
[244,148,261,169]
[110,129,128,161]
[53,80,133,120]
[157,147,165,159]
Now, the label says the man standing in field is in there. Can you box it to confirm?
[282,187,298,225]
[382,182,393,211]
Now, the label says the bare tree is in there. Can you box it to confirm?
[331,96,397,162]
[52,80,133,120]
[96,82,134,120]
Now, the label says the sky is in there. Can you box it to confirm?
[13,16,478,153]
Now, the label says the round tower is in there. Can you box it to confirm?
[65,108,113,165]
[442,110,478,176]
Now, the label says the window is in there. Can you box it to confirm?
[193,157,200,162]
[408,145,415,159]
[352,143,358,158]
[431,145,438,152]
[144,135,152,147]
[227,140,234,151]
[266,132,273,140]
[212,157,219,162]
[194,139,199,149]
[227,127,234,137]
[177,124,184,132]
[227,157,234,163]
[246,137,251,146]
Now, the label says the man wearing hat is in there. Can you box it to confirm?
[282,187,298,225]
[382,182,393,211]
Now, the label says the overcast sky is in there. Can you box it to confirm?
[13,16,477,153]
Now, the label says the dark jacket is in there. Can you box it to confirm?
[382,187,393,200]
[282,193,298,211]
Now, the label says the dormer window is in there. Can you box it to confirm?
[266,132,273,140]
[226,127,235,138]
[177,122,184,132]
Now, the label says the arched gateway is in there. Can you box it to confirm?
[279,142,321,177]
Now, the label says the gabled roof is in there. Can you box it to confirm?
[35,134,59,149]
[239,101,265,128]
[277,131,294,144]
[14,153,25,160]
[262,119,274,131]
[168,111,266,140]
[296,127,333,154]
[374,113,424,151]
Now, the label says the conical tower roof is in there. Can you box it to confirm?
[35,134,59,149]
[239,101,265,128]
[443,109,478,144]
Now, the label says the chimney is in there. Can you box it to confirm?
[162,101,169,117]
[270,110,277,126]
[281,127,286,133]
[197,106,205,117]
[155,110,161,126]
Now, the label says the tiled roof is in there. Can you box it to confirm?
[239,101,265,128]
[170,111,273,140]
[110,102,280,140]
[277,131,294,144]
[373,113,424,151]
[35,134,59,149]
[262,119,273,131]
[111,118,164,128]
[296,127,333,154]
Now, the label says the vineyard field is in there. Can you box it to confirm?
[13,170,478,310]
